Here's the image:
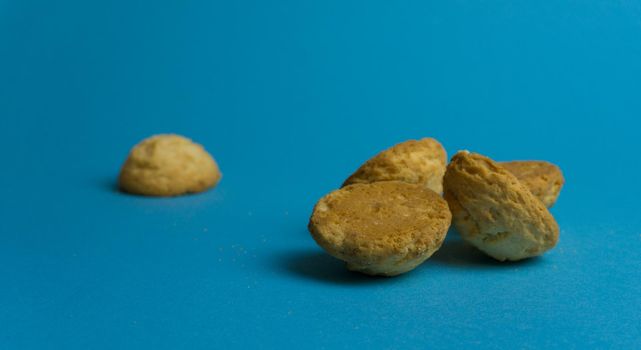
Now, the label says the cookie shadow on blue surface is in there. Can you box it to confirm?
[430,229,543,268]
[277,250,395,285]
[98,177,121,194]
[94,176,221,201]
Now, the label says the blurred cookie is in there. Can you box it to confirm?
[309,181,451,276]
[119,134,221,196]
[342,138,447,194]
[500,161,564,208]
[443,151,559,261]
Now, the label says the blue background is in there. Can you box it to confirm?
[1,1,640,348]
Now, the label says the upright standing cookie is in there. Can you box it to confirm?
[500,161,564,208]
[342,138,447,194]
[119,134,222,196]
[309,181,451,276]
[443,151,559,261]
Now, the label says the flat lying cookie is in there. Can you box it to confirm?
[500,161,564,208]
[308,181,451,276]
[342,138,447,194]
[443,151,559,261]
[119,134,221,196]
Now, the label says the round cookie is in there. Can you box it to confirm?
[500,160,564,208]
[119,134,221,196]
[308,181,451,276]
[342,138,447,194]
[443,151,559,261]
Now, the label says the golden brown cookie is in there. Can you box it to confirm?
[119,134,221,196]
[443,151,559,261]
[500,161,564,208]
[342,138,447,194]
[308,181,451,276]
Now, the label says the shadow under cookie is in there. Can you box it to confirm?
[97,177,121,194]
[276,249,395,285]
[431,230,544,268]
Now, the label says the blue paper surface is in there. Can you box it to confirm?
[1,1,640,348]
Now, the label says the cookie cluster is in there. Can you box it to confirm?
[308,139,564,276]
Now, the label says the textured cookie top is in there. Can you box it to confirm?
[309,181,451,266]
[443,151,559,261]
[342,138,447,193]
[500,161,564,208]
[119,134,221,196]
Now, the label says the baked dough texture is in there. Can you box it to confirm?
[443,151,559,261]
[500,161,564,208]
[308,181,451,276]
[119,134,221,196]
[342,138,447,194]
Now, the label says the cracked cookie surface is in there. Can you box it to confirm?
[500,160,564,208]
[443,151,559,261]
[343,138,447,194]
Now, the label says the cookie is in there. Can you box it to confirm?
[443,151,559,261]
[342,138,447,194]
[500,161,564,208]
[308,181,451,276]
[119,134,222,196]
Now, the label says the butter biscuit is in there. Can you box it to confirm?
[343,138,447,194]
[119,134,221,196]
[443,151,559,261]
[309,181,451,276]
[500,161,564,208]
